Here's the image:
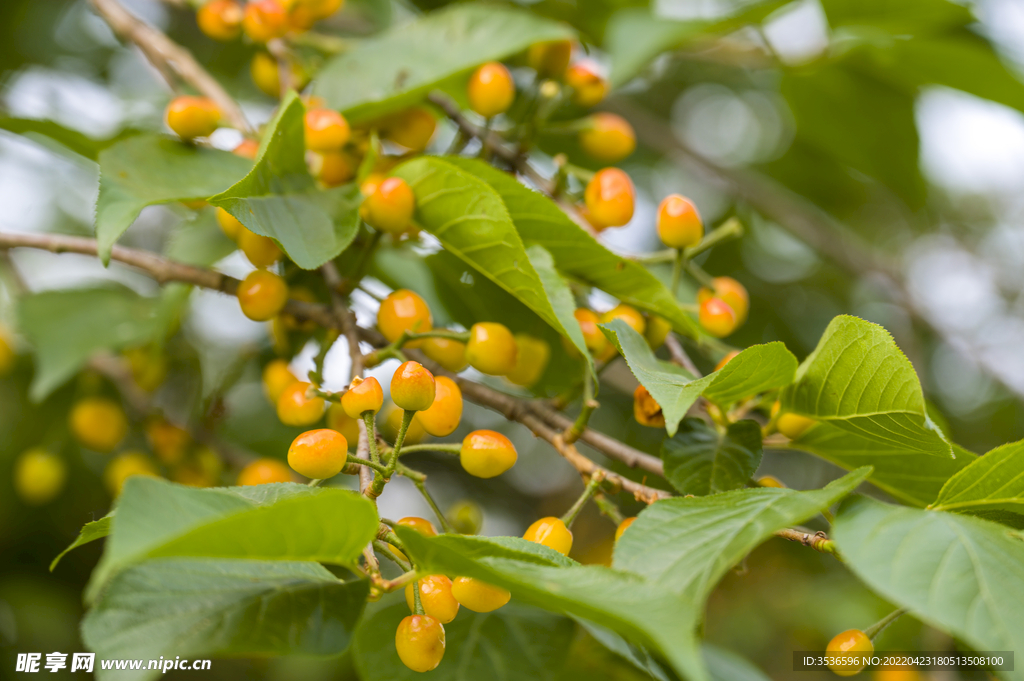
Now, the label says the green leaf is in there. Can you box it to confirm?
[600,319,712,437]
[95,135,251,264]
[397,530,707,681]
[790,423,976,507]
[834,496,1024,679]
[525,244,593,380]
[354,601,575,681]
[313,4,573,122]
[83,558,368,681]
[613,468,871,600]
[783,315,952,458]
[704,644,774,681]
[17,286,171,401]
[662,419,763,496]
[820,0,972,34]
[87,478,378,601]
[0,116,135,161]
[392,156,583,345]
[442,157,698,338]
[164,211,237,267]
[931,440,1024,514]
[51,515,112,572]
[209,93,361,270]
[701,341,798,406]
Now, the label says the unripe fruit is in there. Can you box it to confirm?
[15,449,67,505]
[579,113,635,162]
[197,0,243,40]
[699,276,749,325]
[216,207,244,241]
[381,405,427,445]
[506,334,550,387]
[276,381,325,426]
[447,500,483,534]
[601,304,646,336]
[104,451,159,497]
[417,376,463,437]
[362,177,415,233]
[614,517,636,542]
[698,297,737,338]
[395,615,445,673]
[467,62,515,118]
[465,322,517,376]
[451,577,510,613]
[377,289,432,344]
[391,361,436,412]
[233,139,260,159]
[326,403,361,443]
[633,385,665,428]
[70,397,128,452]
[657,194,703,249]
[380,107,437,152]
[251,52,281,98]
[405,575,459,624]
[757,475,785,488]
[237,270,288,322]
[263,359,298,403]
[422,336,468,373]
[566,60,608,107]
[584,168,635,229]
[342,376,384,418]
[714,350,740,372]
[287,428,347,479]
[237,457,293,485]
[777,412,816,439]
[524,516,573,555]
[527,39,572,78]
[146,418,190,465]
[238,228,282,268]
[644,315,672,350]
[304,108,350,152]
[826,629,873,677]
[460,430,517,478]
[243,0,287,42]
[309,150,355,187]
[573,308,613,358]
[166,96,220,140]
[0,331,14,375]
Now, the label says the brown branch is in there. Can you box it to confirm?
[773,528,839,557]
[89,0,254,135]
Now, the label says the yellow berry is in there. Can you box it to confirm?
[377,290,432,344]
[523,516,573,555]
[14,449,67,505]
[263,359,298,404]
[460,430,517,478]
[233,139,260,159]
[237,270,288,322]
[166,96,220,141]
[614,517,636,542]
[380,405,427,445]
[467,62,515,118]
[341,376,384,418]
[238,457,294,485]
[197,0,243,40]
[566,60,608,107]
[216,207,243,241]
[777,412,816,439]
[584,168,635,229]
[506,334,550,387]
[422,336,468,373]
[698,276,749,325]
[379,107,437,152]
[450,576,510,613]
[600,304,645,336]
[243,0,288,42]
[276,381,325,426]
[405,575,459,624]
[715,350,740,372]
[69,397,128,453]
[633,385,665,428]
[827,629,873,677]
[757,475,785,488]
[304,108,350,152]
[416,376,462,437]
[391,361,436,412]
[326,402,361,443]
[644,315,672,349]
[237,228,282,268]
[579,113,635,162]
[395,615,445,673]
[145,418,190,465]
[465,322,517,376]
[657,194,704,249]
[287,428,347,479]
[104,451,159,497]
[698,297,737,338]
[362,177,415,234]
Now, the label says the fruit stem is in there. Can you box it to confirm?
[396,443,463,456]
[413,479,456,534]
[683,217,744,260]
[683,259,716,288]
[346,454,388,475]
[362,413,382,466]
[381,410,415,483]
[307,478,323,487]
[593,493,625,525]
[564,369,597,445]
[412,579,425,615]
[864,608,907,641]
[561,472,605,528]
[670,248,685,297]
[372,539,411,572]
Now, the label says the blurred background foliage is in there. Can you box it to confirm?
[2,0,1024,678]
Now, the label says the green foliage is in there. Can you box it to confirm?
[0,116,134,161]
[662,418,763,496]
[702,342,798,407]
[51,515,112,571]
[931,440,1024,514]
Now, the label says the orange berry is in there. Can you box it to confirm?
[465,322,517,376]
[380,404,427,445]
[287,428,347,479]
[233,139,260,159]
[395,614,445,673]
[460,430,517,478]
[422,336,468,373]
[237,270,288,321]
[391,361,436,412]
[196,0,243,40]
[165,96,220,140]
[216,207,243,241]
[104,451,159,497]
[309,150,355,187]
[579,113,635,162]
[657,194,704,249]
[69,397,128,453]
[698,297,737,338]
[398,516,438,537]
[506,334,550,387]
[362,177,415,233]
[287,0,342,29]
[341,376,384,418]
[263,359,298,403]
[326,403,361,443]
[380,107,437,152]
[573,309,612,358]
[584,168,635,228]
[566,60,608,107]
[451,576,510,612]
[699,276,749,325]
[644,315,672,350]
[467,62,515,118]
[243,0,287,42]
[304,108,350,152]
[417,376,462,437]
[614,517,636,542]
[777,412,816,439]
[237,457,293,485]
[527,39,572,78]
[276,381,325,426]
[377,289,432,344]
[714,350,740,372]
[826,629,873,677]
[524,516,573,555]
[757,475,785,488]
[237,228,282,268]
[145,418,191,465]
[633,385,665,428]
[405,575,459,623]
[600,304,645,336]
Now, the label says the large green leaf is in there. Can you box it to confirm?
[834,496,1024,680]
[790,423,975,506]
[83,558,368,681]
[931,440,1024,515]
[397,531,706,681]
[525,244,593,379]
[17,286,170,401]
[94,135,251,264]
[443,157,698,338]
[353,601,575,681]
[783,315,952,458]
[87,478,378,601]
[662,418,763,496]
[701,341,798,406]
[209,93,361,270]
[313,4,573,122]
[613,468,870,600]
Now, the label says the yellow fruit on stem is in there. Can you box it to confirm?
[417,376,463,437]
[263,359,298,403]
[465,322,517,376]
[287,428,347,479]
[104,451,159,497]
[15,449,67,505]
[566,60,608,107]
[276,381,325,426]
[422,336,468,373]
[237,228,282,268]
[69,397,128,452]
[341,376,384,418]
[826,629,873,677]
[238,457,293,485]
[395,615,445,673]
[584,168,635,229]
[467,62,515,118]
[237,270,288,321]
[451,576,510,613]
[527,39,573,78]
[197,0,243,40]
[362,177,415,234]
[405,575,459,623]
[524,516,573,555]
[304,108,350,152]
[391,361,436,412]
[166,96,220,140]
[506,334,550,387]
[377,289,432,344]
[698,297,737,338]
[657,194,703,249]
[579,113,635,162]
[460,430,517,478]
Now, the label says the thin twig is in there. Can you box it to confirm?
[665,334,702,378]
[773,528,838,557]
